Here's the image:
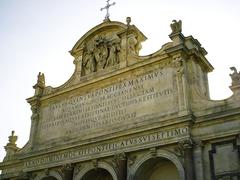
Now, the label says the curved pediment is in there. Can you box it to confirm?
[70,21,147,57]
[69,20,147,77]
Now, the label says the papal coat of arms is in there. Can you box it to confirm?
[82,35,121,75]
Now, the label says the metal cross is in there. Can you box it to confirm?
[100,0,116,21]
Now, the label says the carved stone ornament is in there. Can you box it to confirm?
[82,34,121,75]
[33,72,45,96]
[230,67,240,86]
[170,20,182,34]
[33,72,45,89]
[150,147,157,158]
[61,163,73,171]
[113,152,126,167]
[6,131,18,147]
[114,152,126,161]
[172,55,184,76]
[73,165,81,176]
[179,138,194,150]
[128,36,141,55]
[44,168,50,176]
[4,131,19,161]
[126,16,131,26]
[92,159,98,169]
[127,155,136,167]
[173,138,194,159]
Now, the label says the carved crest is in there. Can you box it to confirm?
[82,34,121,75]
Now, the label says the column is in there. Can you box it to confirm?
[114,153,127,180]
[61,164,74,180]
[194,141,205,180]
[179,139,195,180]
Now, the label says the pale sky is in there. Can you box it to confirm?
[0,0,240,161]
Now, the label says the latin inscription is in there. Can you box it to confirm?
[25,127,188,168]
[38,68,177,142]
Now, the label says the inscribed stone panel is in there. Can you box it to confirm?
[37,66,178,144]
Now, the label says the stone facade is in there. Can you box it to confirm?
[0,18,240,180]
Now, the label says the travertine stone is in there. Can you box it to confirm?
[1,19,240,180]
[3,131,19,161]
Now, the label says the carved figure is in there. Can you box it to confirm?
[36,72,45,88]
[172,55,184,76]
[94,36,109,68]
[105,41,120,66]
[83,49,96,74]
[170,20,182,34]
[128,36,138,55]
[230,67,240,86]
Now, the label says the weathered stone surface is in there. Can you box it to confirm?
[1,19,240,180]
[37,66,177,146]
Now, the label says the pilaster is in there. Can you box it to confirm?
[179,138,195,180]
[193,140,205,180]
[114,153,127,180]
[61,164,74,180]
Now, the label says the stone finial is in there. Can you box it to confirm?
[100,0,116,21]
[34,72,45,88]
[33,72,45,96]
[7,131,18,146]
[170,20,182,34]
[229,67,240,96]
[126,17,131,26]
[169,20,184,46]
[230,67,240,86]
[4,131,19,161]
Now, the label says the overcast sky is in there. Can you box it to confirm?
[0,0,240,161]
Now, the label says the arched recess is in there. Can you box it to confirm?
[34,170,64,180]
[73,161,118,180]
[128,149,185,180]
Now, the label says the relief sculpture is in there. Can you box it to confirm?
[83,49,96,74]
[82,34,121,75]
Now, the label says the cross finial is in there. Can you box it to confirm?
[100,0,116,21]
